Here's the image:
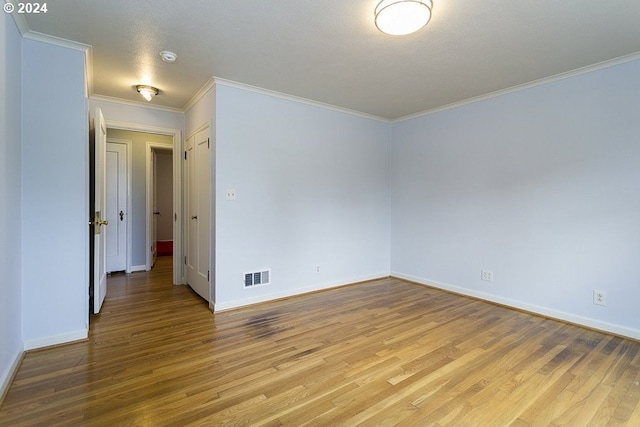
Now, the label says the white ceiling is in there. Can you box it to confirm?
[20,0,640,120]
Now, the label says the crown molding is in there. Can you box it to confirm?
[211,77,391,123]
[393,51,640,123]
[22,30,90,52]
[182,76,216,113]
[90,94,185,114]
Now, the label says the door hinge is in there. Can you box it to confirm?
[184,256,187,265]
[207,270,210,281]
[174,213,177,221]
[184,151,187,160]
[207,138,210,149]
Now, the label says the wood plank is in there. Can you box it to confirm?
[1,256,639,426]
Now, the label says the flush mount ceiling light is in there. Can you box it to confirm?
[375,0,433,36]
[159,50,177,63]
[135,85,159,102]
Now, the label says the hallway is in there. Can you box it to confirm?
[0,256,210,425]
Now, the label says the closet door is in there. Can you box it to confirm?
[185,127,210,301]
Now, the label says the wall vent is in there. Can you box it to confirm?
[244,269,271,288]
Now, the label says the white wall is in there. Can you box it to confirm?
[0,11,23,397]
[21,39,89,349]
[90,97,184,132]
[390,58,640,338]
[213,83,391,309]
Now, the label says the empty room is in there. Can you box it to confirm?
[1,1,640,425]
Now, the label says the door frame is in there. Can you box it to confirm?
[105,120,184,285]
[106,138,132,273]
[146,141,173,271]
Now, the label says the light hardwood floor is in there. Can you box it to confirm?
[2,257,640,426]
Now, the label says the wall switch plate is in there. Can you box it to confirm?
[481,270,493,282]
[593,290,606,306]
[225,189,237,200]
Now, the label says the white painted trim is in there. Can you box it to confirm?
[183,76,215,113]
[214,272,390,312]
[22,30,90,52]
[105,121,180,139]
[105,120,184,285]
[0,348,23,404]
[212,77,391,123]
[173,130,185,286]
[185,121,211,140]
[106,138,133,273]
[8,7,29,35]
[130,264,147,273]
[391,271,640,341]
[393,51,640,123]
[91,94,184,114]
[23,329,88,351]
[84,46,94,98]
[146,141,173,271]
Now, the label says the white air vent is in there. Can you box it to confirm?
[244,269,271,288]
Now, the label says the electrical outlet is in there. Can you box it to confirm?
[481,270,493,282]
[225,189,237,200]
[593,290,606,306]
[316,265,320,273]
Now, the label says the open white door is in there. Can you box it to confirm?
[92,108,108,314]
[186,127,210,301]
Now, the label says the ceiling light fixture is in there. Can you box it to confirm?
[159,50,177,63]
[135,85,159,102]
[375,0,433,36]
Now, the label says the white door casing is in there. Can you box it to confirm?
[151,150,157,268]
[93,108,108,314]
[186,127,210,301]
[106,142,128,273]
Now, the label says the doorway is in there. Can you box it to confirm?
[104,123,183,286]
[147,144,174,269]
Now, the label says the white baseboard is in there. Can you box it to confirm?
[391,271,640,341]
[23,328,88,351]
[0,347,24,405]
[214,272,390,312]
[129,264,147,273]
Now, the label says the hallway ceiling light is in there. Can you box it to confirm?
[136,85,159,102]
[375,0,433,36]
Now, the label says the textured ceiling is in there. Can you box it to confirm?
[20,0,640,120]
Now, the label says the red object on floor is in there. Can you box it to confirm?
[157,240,173,256]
